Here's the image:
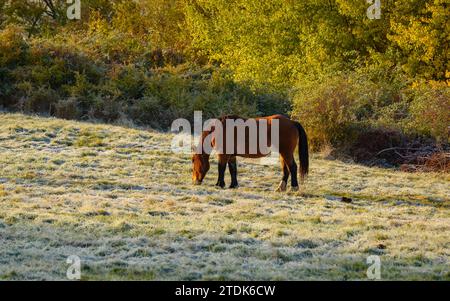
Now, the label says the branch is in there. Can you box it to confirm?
[374,147,426,157]
[42,0,58,20]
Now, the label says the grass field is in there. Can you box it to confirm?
[0,113,448,280]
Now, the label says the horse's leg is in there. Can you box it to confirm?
[216,155,228,188]
[289,159,299,191]
[276,157,289,192]
[286,155,299,191]
[228,156,239,189]
[280,154,299,192]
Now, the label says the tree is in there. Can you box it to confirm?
[185,0,448,88]
[0,0,6,28]
[2,0,67,36]
[388,0,449,80]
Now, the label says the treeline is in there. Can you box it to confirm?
[0,0,448,161]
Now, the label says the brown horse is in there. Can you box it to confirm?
[192,115,309,191]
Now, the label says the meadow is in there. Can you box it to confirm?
[0,112,448,280]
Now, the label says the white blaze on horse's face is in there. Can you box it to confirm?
[192,154,210,184]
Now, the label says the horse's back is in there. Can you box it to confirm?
[265,114,290,120]
[221,114,290,122]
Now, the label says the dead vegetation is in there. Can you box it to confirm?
[346,128,449,172]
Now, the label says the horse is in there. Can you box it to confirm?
[192,114,309,192]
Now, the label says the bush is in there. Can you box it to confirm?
[0,20,289,129]
[407,81,449,143]
[54,98,82,120]
[126,65,287,128]
[292,70,449,166]
[111,65,147,100]
[128,96,173,129]
[0,25,28,67]
[18,87,59,114]
[291,70,424,150]
[0,68,15,107]
[27,39,104,90]
[292,75,369,151]
[0,32,287,127]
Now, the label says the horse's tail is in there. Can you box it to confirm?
[294,121,309,181]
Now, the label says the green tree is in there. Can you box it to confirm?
[185,0,448,88]
[2,0,68,36]
[388,0,449,80]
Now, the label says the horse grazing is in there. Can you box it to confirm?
[192,115,309,192]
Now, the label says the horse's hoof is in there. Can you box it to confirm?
[229,183,239,189]
[276,181,287,192]
[216,182,226,189]
[290,186,299,192]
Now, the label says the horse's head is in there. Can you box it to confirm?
[192,153,210,185]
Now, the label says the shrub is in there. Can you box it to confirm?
[54,98,82,120]
[292,70,449,167]
[407,81,450,143]
[128,96,172,129]
[110,65,147,100]
[292,71,414,151]
[292,75,367,150]
[0,25,28,67]
[18,87,59,114]
[0,68,15,107]
[28,39,104,89]
[88,95,123,122]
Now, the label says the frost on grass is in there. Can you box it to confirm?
[0,113,449,280]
